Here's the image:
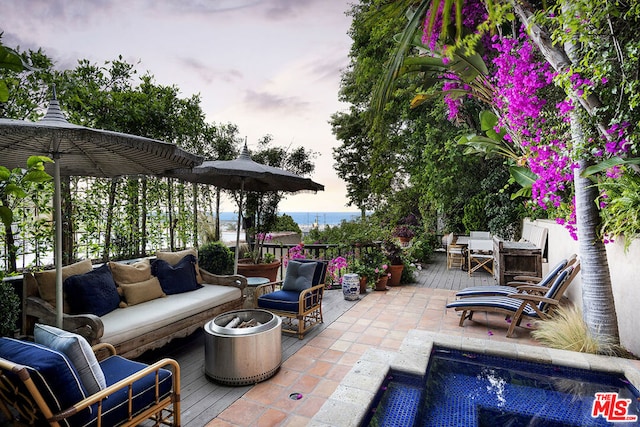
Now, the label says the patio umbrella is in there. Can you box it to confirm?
[166,142,324,272]
[0,96,203,327]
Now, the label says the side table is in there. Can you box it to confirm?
[244,277,270,308]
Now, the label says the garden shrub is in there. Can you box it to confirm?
[198,241,234,275]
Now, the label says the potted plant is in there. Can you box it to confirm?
[372,262,390,291]
[392,225,415,244]
[383,238,405,286]
[350,259,375,294]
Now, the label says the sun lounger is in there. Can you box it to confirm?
[454,255,576,299]
[446,261,580,337]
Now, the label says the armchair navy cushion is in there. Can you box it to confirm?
[258,290,302,312]
[281,260,315,292]
[296,259,328,286]
[96,355,173,426]
[0,337,91,426]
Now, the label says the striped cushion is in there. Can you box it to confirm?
[0,337,91,427]
[34,323,106,395]
[446,296,539,318]
[455,285,523,298]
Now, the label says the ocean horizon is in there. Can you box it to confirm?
[218,211,364,228]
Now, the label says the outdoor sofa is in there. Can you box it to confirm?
[22,248,247,359]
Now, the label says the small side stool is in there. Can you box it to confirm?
[244,277,270,308]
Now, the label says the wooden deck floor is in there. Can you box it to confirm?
[138,252,497,426]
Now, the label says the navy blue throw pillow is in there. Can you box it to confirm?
[152,254,201,295]
[64,263,120,317]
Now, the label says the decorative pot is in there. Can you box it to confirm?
[398,236,411,244]
[342,273,360,301]
[237,259,281,282]
[388,264,404,286]
[359,276,368,294]
[374,275,389,291]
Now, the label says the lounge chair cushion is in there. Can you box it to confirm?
[64,263,121,316]
[108,258,152,286]
[152,254,201,295]
[119,276,166,306]
[96,355,173,426]
[282,260,316,292]
[447,296,539,317]
[0,337,91,426]
[34,323,106,395]
[33,258,93,310]
[258,290,301,312]
[156,247,204,284]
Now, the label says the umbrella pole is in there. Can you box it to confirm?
[54,155,63,328]
[234,180,245,275]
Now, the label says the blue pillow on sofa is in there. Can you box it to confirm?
[151,254,201,295]
[64,263,121,317]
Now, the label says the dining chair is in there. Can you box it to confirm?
[445,233,465,269]
[467,238,494,276]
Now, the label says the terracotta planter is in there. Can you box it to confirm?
[359,276,368,294]
[374,275,389,291]
[398,236,411,244]
[237,259,281,282]
[388,264,404,286]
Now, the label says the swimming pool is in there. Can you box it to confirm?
[363,346,640,426]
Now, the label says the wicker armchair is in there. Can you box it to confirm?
[0,334,180,427]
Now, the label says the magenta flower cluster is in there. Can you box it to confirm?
[327,256,348,285]
[422,0,634,240]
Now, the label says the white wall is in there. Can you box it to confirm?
[529,219,640,356]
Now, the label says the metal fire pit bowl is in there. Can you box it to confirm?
[204,309,282,386]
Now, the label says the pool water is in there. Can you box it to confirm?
[363,347,640,426]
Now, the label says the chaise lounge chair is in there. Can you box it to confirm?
[454,255,577,299]
[446,261,580,337]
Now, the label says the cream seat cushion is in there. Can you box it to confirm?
[100,283,240,345]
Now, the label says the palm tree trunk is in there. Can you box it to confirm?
[574,158,619,342]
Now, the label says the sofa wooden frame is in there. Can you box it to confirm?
[22,267,246,359]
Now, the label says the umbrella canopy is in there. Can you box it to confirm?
[167,143,324,272]
[167,144,324,193]
[0,97,203,327]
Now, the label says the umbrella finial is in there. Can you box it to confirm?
[41,90,68,124]
[238,138,251,161]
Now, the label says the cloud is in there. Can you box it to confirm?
[179,58,243,84]
[242,89,310,112]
